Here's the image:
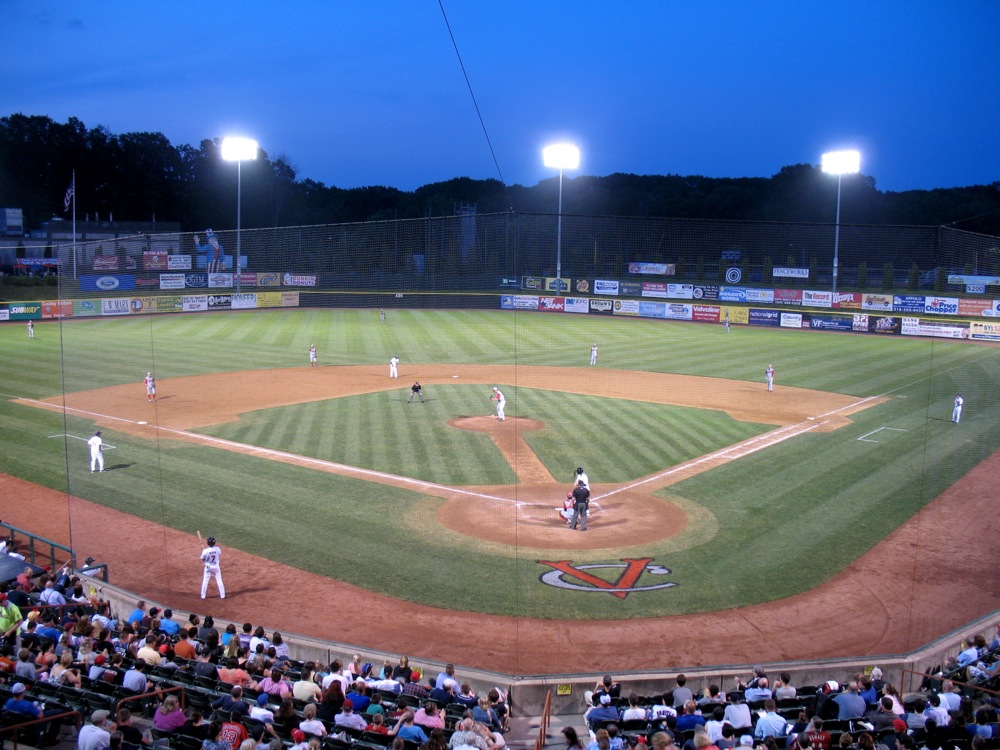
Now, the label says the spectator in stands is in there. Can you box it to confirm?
[39,579,67,606]
[153,695,187,734]
[79,709,115,750]
[857,676,876,706]
[804,718,831,750]
[454,683,479,709]
[316,682,345,723]
[938,680,962,711]
[676,701,707,733]
[293,664,323,702]
[594,675,622,703]
[773,674,796,701]
[968,708,996,738]
[402,671,431,700]
[905,699,927,732]
[249,694,276,725]
[16,646,38,680]
[115,708,148,748]
[347,679,372,713]
[736,667,768,692]
[415,700,446,730]
[869,668,886,695]
[622,693,648,722]
[0,592,24,646]
[218,657,257,690]
[705,706,727,742]
[450,717,492,750]
[880,684,904,715]
[50,649,82,687]
[248,626,268,654]
[673,675,695,708]
[694,731,719,750]
[389,655,411,682]
[724,694,753,731]
[220,711,250,750]
[587,728,612,750]
[174,628,198,660]
[863,697,897,734]
[924,694,950,726]
[754,701,787,739]
[744,678,772,703]
[698,685,726,707]
[257,668,292,698]
[367,713,391,737]
[4,681,64,746]
[212,686,250,718]
[238,623,253,650]
[434,663,456,689]
[488,688,509,733]
[717,724,737,750]
[180,708,212,741]
[650,732,678,750]
[832,682,866,720]
[290,702,324,737]
[587,693,620,730]
[136,634,162,666]
[88,653,110,682]
[333,698,368,732]
[270,632,288,661]
[474,696,503,733]
[391,710,429,744]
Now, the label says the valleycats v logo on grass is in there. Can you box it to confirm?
[537,558,677,599]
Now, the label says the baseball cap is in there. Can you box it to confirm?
[91,709,110,724]
[343,699,354,710]
[600,693,612,705]
[0,593,7,602]
[893,719,907,733]
[444,678,457,689]
[257,694,269,706]
[740,737,754,747]
[11,682,26,694]
[95,654,107,666]
[292,730,306,743]
[411,670,421,682]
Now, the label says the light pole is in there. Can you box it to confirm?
[542,143,580,284]
[221,136,258,293]
[821,149,860,293]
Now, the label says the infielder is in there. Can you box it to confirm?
[144,372,156,402]
[590,344,599,366]
[309,344,317,367]
[408,381,424,403]
[765,364,775,392]
[952,393,964,423]
[88,430,105,473]
[200,536,225,599]
[389,355,399,378]
[491,387,506,421]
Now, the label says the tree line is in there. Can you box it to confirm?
[1,114,998,236]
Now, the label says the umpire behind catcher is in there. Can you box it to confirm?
[569,483,591,531]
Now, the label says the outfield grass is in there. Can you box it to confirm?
[1,309,998,618]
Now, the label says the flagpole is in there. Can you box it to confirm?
[71,170,77,280]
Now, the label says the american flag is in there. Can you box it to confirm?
[63,178,75,212]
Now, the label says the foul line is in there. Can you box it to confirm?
[857,427,907,443]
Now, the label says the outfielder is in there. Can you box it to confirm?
[200,536,225,599]
[27,320,34,339]
[491,387,506,421]
[309,344,317,367]
[765,364,775,392]
[144,372,156,402]
[952,393,964,423]
[389,355,399,378]
[88,431,105,473]
[723,309,730,333]
[590,344,598,366]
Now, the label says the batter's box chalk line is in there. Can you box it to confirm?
[857,426,907,443]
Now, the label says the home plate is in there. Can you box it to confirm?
[137,421,148,425]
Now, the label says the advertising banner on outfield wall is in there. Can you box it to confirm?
[745,288,775,303]
[901,318,969,339]
[594,279,619,295]
[628,262,675,275]
[73,300,99,317]
[893,295,925,313]
[958,298,997,317]
[564,297,589,314]
[207,294,232,308]
[692,285,719,300]
[773,267,809,278]
[185,273,208,288]
[868,316,901,334]
[538,297,565,312]
[780,312,805,329]
[183,296,208,312]
[862,293,894,311]
[280,291,300,307]
[129,297,154,314]
[718,286,747,303]
[520,276,544,291]
[208,274,232,288]
[923,296,959,315]
[667,283,694,299]
[101,298,130,316]
[641,282,668,298]
[773,289,803,305]
[809,314,852,331]
[639,301,666,319]
[833,292,862,309]
[143,250,168,270]
[589,298,613,314]
[970,321,1000,341]
[42,300,72,319]
[748,308,780,327]
[613,299,640,316]
[168,254,192,270]
[692,304,720,322]
[802,290,833,308]
[159,274,185,290]
[621,282,642,297]
[4,302,41,320]
[256,273,281,287]
[256,292,287,308]
[510,295,539,310]
[664,303,693,320]
[545,277,571,293]
[0,309,7,321]
[282,273,316,287]
[232,293,257,310]
[155,296,183,312]
[80,275,136,292]
[574,279,591,294]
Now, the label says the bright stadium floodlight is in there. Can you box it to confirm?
[543,143,581,283]
[821,149,861,293]
[221,136,258,293]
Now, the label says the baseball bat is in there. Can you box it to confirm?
[197,530,203,546]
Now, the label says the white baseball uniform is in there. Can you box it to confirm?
[765,365,775,392]
[492,388,506,420]
[309,345,317,366]
[27,321,34,338]
[200,544,225,599]
[952,395,964,423]
[88,433,104,472]
[389,356,399,378]
[144,373,156,401]
[590,345,598,365]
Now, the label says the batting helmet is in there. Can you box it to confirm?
[206,537,216,546]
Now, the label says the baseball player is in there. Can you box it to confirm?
[389,355,399,378]
[200,536,225,599]
[590,344,599,366]
[491,386,506,421]
[88,430,105,473]
[574,467,589,489]
[144,372,156,402]
[558,491,574,525]
[408,381,424,403]
[765,364,775,392]
[379,309,386,323]
[723,309,730,333]
[952,393,964,423]
[27,320,34,339]
[309,344,317,367]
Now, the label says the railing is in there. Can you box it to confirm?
[1,521,75,570]
[114,684,188,714]
[900,669,1000,700]
[0,708,82,750]
[533,690,553,750]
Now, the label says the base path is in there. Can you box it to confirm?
[7,365,997,674]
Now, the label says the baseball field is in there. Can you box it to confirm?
[2,306,999,673]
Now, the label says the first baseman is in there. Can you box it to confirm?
[952,393,964,423]
[765,364,775,392]
[144,372,156,401]
[88,430,105,473]
[389,355,399,378]
[200,536,225,599]
[491,386,506,421]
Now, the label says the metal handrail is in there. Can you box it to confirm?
[0,708,82,750]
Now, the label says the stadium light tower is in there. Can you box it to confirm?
[221,136,258,293]
[821,149,860,293]
[542,143,580,284]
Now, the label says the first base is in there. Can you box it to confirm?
[137,421,148,425]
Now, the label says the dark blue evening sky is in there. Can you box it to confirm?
[3,1,998,192]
